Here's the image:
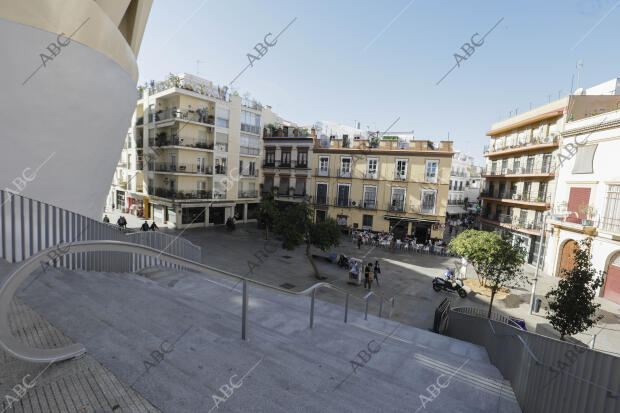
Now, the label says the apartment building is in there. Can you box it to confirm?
[549,84,620,304]
[261,120,313,205]
[448,150,481,215]
[311,128,453,243]
[108,73,274,228]
[479,98,568,269]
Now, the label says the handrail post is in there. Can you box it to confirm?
[309,289,316,328]
[344,293,349,323]
[364,296,369,320]
[242,280,248,340]
[390,297,395,318]
[378,297,383,318]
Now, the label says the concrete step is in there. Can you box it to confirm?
[19,267,521,413]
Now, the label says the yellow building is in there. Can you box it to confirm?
[311,133,453,242]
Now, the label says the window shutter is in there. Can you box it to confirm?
[572,144,597,174]
[566,187,591,223]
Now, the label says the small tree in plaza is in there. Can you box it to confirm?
[449,229,527,318]
[545,238,604,340]
[257,191,279,240]
[277,201,340,279]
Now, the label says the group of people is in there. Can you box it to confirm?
[349,260,382,290]
[141,220,158,231]
[102,215,158,231]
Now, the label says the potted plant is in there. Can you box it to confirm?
[579,205,597,227]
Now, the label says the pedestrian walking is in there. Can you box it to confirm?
[350,260,359,284]
[357,235,362,249]
[141,221,149,231]
[103,215,110,223]
[150,221,159,231]
[367,263,374,290]
[374,260,381,287]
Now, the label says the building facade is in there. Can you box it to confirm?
[108,73,274,228]
[261,121,313,205]
[479,98,568,270]
[448,151,481,215]
[549,88,620,304]
[311,131,453,243]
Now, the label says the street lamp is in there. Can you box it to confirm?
[529,210,550,314]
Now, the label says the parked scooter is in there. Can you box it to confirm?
[432,269,467,298]
[337,254,350,269]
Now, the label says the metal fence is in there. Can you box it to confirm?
[0,190,201,272]
[447,309,620,413]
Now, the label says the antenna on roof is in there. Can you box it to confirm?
[576,60,583,90]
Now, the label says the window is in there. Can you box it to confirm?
[395,159,407,180]
[215,157,227,174]
[421,190,436,214]
[526,156,535,173]
[263,176,274,193]
[572,145,597,174]
[240,133,260,156]
[281,150,291,166]
[519,210,528,226]
[182,207,205,224]
[491,161,497,174]
[602,185,620,233]
[523,182,531,200]
[367,158,378,178]
[336,215,348,226]
[248,161,256,176]
[501,159,508,173]
[425,160,438,183]
[215,132,228,152]
[315,182,328,205]
[390,187,406,212]
[566,187,591,223]
[265,150,275,165]
[295,179,306,196]
[362,215,373,230]
[278,177,289,195]
[340,157,352,177]
[513,157,521,172]
[197,156,206,174]
[319,156,329,176]
[337,184,350,206]
[363,185,377,209]
[297,151,308,167]
[459,181,463,191]
[449,180,453,190]
[542,154,552,173]
[240,110,260,134]
[537,182,547,201]
[215,107,229,128]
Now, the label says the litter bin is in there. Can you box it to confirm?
[533,297,542,313]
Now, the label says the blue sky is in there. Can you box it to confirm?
[137,0,620,164]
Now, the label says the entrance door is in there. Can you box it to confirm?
[559,240,578,278]
[604,252,620,304]
[316,210,326,222]
[413,225,430,244]
[209,207,226,225]
[390,219,408,240]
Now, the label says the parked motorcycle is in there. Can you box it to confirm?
[432,273,467,298]
[337,254,350,269]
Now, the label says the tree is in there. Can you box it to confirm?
[449,230,527,318]
[257,191,279,240]
[276,202,340,279]
[545,238,604,340]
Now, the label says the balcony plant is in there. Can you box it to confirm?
[579,205,597,227]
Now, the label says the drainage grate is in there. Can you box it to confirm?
[280,283,296,290]
[282,255,293,259]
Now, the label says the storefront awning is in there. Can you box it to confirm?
[383,215,439,224]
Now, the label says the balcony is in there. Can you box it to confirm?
[263,126,311,138]
[598,216,620,235]
[360,200,377,210]
[480,213,543,235]
[484,135,559,158]
[152,163,213,175]
[241,123,261,135]
[337,169,352,178]
[394,172,407,181]
[388,203,405,213]
[240,169,259,178]
[150,135,214,150]
[314,196,329,206]
[419,206,435,215]
[365,171,378,180]
[214,165,227,175]
[152,187,212,200]
[152,108,214,126]
[238,190,258,199]
[263,160,276,168]
[315,168,330,177]
[295,161,309,169]
[480,191,550,207]
[482,164,556,178]
[336,197,351,207]
[447,199,465,205]
[450,171,466,177]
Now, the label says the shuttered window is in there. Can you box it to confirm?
[572,144,597,174]
[566,187,591,223]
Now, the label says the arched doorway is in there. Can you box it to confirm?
[558,240,578,278]
[604,252,620,304]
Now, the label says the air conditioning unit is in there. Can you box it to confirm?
[351,201,358,207]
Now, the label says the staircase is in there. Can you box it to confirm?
[16,265,522,412]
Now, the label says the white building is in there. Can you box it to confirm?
[548,89,620,305]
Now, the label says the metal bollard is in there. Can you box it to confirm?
[242,280,249,340]
[344,293,349,323]
[310,289,316,328]
[365,296,369,320]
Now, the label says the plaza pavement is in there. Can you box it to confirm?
[162,223,620,356]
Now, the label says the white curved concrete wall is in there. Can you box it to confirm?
[0,17,136,218]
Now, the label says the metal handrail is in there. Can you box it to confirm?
[0,240,395,364]
[452,306,523,329]
[454,310,619,397]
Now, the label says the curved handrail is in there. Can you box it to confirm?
[452,306,524,330]
[0,240,393,363]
